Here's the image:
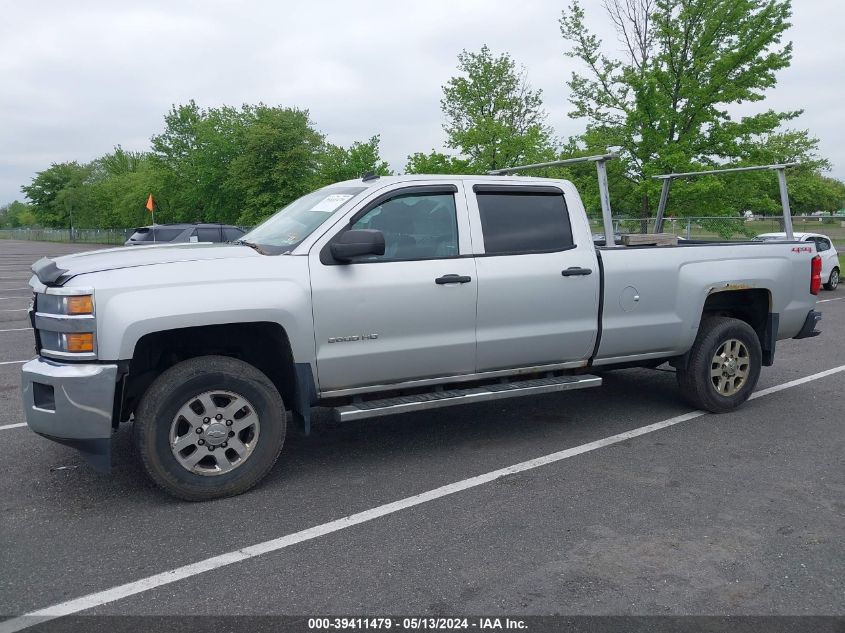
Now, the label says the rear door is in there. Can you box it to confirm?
[467,182,600,372]
[309,182,478,392]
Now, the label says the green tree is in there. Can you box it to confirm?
[228,106,324,226]
[441,45,554,172]
[89,147,165,228]
[21,162,93,228]
[404,151,472,175]
[318,135,391,184]
[150,101,247,224]
[559,0,808,216]
[0,201,37,228]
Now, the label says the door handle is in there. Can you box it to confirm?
[561,267,593,277]
[435,274,472,285]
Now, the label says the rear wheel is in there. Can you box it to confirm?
[824,267,839,291]
[134,355,286,501]
[676,317,762,413]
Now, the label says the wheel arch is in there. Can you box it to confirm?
[677,288,775,369]
[119,322,316,427]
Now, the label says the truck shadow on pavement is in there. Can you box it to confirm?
[40,367,688,505]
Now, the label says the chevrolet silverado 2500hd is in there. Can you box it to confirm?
[21,170,823,500]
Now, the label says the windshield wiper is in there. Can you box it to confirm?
[233,239,267,255]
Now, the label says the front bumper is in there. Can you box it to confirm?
[20,357,118,472]
[793,309,822,340]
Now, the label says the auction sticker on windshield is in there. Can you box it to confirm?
[312,194,354,212]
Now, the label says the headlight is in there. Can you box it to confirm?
[66,295,94,315]
[37,331,96,354]
[37,293,94,316]
[64,332,95,353]
[33,289,97,360]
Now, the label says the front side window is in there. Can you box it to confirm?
[349,192,459,261]
[476,190,573,255]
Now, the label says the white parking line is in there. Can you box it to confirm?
[0,308,28,312]
[1,363,843,631]
[817,296,844,303]
[0,423,26,431]
[0,296,31,301]
[0,360,28,365]
[0,328,32,333]
[0,287,30,291]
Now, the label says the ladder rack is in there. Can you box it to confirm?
[490,156,802,244]
[652,163,800,239]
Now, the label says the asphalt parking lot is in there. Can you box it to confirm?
[0,240,843,627]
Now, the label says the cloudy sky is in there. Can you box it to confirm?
[2,0,843,206]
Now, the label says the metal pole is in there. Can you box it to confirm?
[595,159,617,246]
[487,153,618,175]
[654,178,671,234]
[776,168,794,240]
[652,162,799,180]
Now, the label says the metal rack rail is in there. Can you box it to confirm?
[653,163,800,239]
[490,156,802,244]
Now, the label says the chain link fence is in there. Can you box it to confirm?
[0,228,127,245]
[588,215,845,246]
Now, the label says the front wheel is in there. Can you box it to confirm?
[134,355,286,501]
[824,267,839,291]
[676,317,762,413]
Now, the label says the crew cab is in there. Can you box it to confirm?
[21,172,823,500]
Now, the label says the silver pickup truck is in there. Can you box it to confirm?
[21,168,823,500]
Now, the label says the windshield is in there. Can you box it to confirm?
[241,186,367,254]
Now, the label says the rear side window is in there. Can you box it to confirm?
[475,189,573,255]
[815,237,831,252]
[196,227,221,242]
[128,228,152,242]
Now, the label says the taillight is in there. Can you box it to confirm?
[810,255,822,295]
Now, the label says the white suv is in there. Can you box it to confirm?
[755,232,839,290]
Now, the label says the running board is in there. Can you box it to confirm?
[333,374,602,422]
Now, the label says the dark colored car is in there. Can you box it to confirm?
[124,223,246,246]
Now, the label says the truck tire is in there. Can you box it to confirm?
[676,317,762,413]
[134,355,286,501]
[824,267,839,291]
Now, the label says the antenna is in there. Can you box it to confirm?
[362,171,379,182]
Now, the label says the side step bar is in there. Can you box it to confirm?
[334,374,602,422]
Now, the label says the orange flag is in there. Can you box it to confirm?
[145,194,154,213]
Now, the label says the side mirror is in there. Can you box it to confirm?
[330,229,386,262]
